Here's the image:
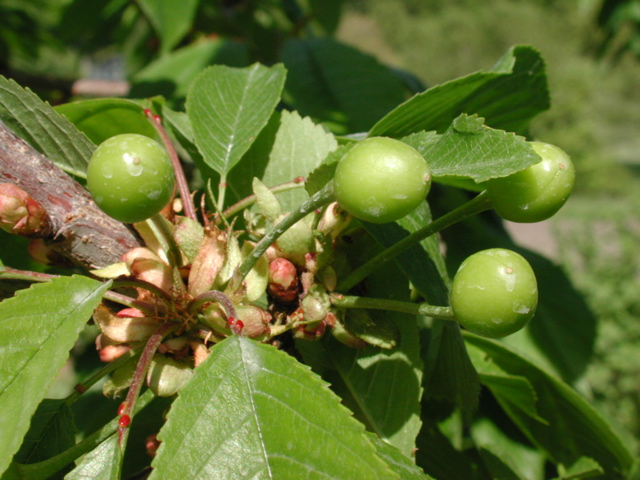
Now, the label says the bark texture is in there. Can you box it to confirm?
[0,121,142,269]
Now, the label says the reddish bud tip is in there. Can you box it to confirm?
[119,414,131,428]
[118,402,127,416]
[227,317,244,335]
[293,176,306,183]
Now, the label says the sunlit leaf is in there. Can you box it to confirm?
[187,63,286,177]
[150,336,395,479]
[370,45,549,137]
[0,276,111,475]
[0,76,94,178]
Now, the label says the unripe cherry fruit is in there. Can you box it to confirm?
[486,141,575,223]
[87,133,175,223]
[333,137,431,224]
[450,248,538,338]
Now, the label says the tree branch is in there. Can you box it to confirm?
[0,121,142,269]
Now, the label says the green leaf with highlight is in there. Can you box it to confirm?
[0,276,111,476]
[0,76,95,178]
[187,63,286,177]
[150,336,395,479]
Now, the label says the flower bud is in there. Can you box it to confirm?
[235,304,271,340]
[0,183,50,236]
[188,227,227,297]
[95,333,132,362]
[301,284,331,323]
[268,257,299,303]
[146,355,193,397]
[274,214,315,266]
[93,304,161,343]
[123,248,173,294]
[189,340,210,367]
[317,202,352,243]
[146,434,160,458]
[198,302,228,334]
[174,216,205,263]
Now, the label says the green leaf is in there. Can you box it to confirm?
[186,63,287,177]
[0,276,111,476]
[130,39,250,106]
[55,98,157,146]
[281,38,408,133]
[503,250,598,385]
[370,45,549,137]
[471,417,546,480]
[464,333,634,478]
[362,203,480,412]
[260,110,338,211]
[150,336,395,479]
[14,400,75,476]
[300,252,422,457]
[225,112,281,207]
[412,114,541,183]
[368,433,434,480]
[137,0,199,54]
[64,434,122,480]
[310,0,344,34]
[555,457,604,479]
[0,76,95,178]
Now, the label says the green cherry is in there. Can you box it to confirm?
[87,133,175,223]
[333,137,431,224]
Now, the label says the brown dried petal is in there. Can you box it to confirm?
[188,226,227,297]
[93,304,161,343]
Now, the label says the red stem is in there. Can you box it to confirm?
[118,321,178,444]
[145,109,198,222]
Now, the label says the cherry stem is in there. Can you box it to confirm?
[145,109,198,221]
[189,290,238,319]
[331,293,455,320]
[65,346,142,406]
[118,321,178,445]
[337,191,493,292]
[0,266,58,282]
[111,278,172,305]
[235,181,336,284]
[0,266,165,315]
[219,178,307,222]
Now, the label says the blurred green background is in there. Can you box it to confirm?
[1,0,639,455]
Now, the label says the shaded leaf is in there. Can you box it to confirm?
[368,433,434,480]
[150,336,395,479]
[55,98,156,146]
[471,417,546,480]
[363,203,480,412]
[554,457,604,479]
[0,276,111,475]
[14,399,75,478]
[137,0,199,54]
[409,114,541,183]
[281,38,407,133]
[64,434,122,480]
[260,110,338,212]
[131,39,250,106]
[0,76,94,178]
[370,45,549,137]
[186,63,286,177]
[465,333,633,479]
